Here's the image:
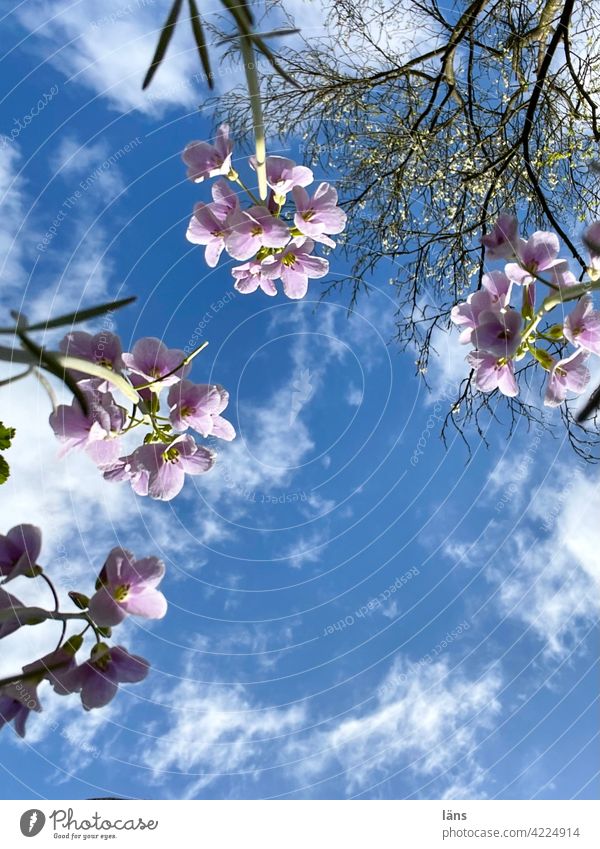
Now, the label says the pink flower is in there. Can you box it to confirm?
[186,179,240,267]
[232,260,278,296]
[122,338,190,388]
[0,524,42,583]
[53,644,149,711]
[261,238,329,299]
[467,351,518,397]
[49,387,125,468]
[472,309,522,358]
[505,231,564,283]
[128,434,215,501]
[451,290,494,344]
[544,261,578,289]
[224,206,290,260]
[292,183,346,247]
[88,547,167,627]
[59,331,122,368]
[251,155,314,196]
[186,203,230,267]
[168,380,236,440]
[583,221,600,277]
[481,214,520,259]
[182,124,233,183]
[544,350,590,407]
[59,331,123,387]
[0,683,41,737]
[103,454,150,496]
[482,270,513,306]
[564,295,600,355]
[0,588,26,638]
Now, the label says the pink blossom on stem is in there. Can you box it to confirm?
[583,221,600,277]
[251,155,314,196]
[122,338,190,387]
[481,270,513,306]
[505,231,564,283]
[88,547,167,627]
[168,380,236,440]
[0,588,26,637]
[481,214,520,259]
[292,183,347,247]
[186,202,230,267]
[232,260,278,296]
[49,387,125,468]
[127,434,215,501]
[450,289,494,344]
[467,351,518,397]
[544,350,590,407]
[472,308,522,358]
[182,124,233,183]
[224,206,290,260]
[53,644,149,711]
[0,683,41,737]
[564,295,600,355]
[0,524,42,582]
[59,331,123,387]
[186,179,240,267]
[261,238,329,299]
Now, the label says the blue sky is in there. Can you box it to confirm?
[0,0,598,801]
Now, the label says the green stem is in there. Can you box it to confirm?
[520,277,600,346]
[0,367,33,387]
[238,34,267,200]
[233,175,261,206]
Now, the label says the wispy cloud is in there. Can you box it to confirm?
[286,656,502,797]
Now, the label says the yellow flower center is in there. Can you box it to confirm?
[113,584,130,602]
[163,447,180,463]
[282,253,297,268]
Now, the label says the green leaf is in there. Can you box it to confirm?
[22,296,136,333]
[188,0,213,88]
[142,0,184,90]
[0,422,15,450]
[0,344,36,365]
[0,454,9,485]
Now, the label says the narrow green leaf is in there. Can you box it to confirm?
[142,0,184,90]
[188,0,213,88]
[250,34,301,88]
[22,296,136,333]
[237,0,254,26]
[0,455,9,484]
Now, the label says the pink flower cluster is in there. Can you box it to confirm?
[452,216,600,407]
[49,332,235,500]
[0,526,166,736]
[182,124,346,299]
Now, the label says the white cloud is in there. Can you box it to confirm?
[0,144,28,294]
[287,657,502,797]
[15,1,201,116]
[140,671,307,797]
[495,466,600,656]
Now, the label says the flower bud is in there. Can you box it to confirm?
[68,591,90,610]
